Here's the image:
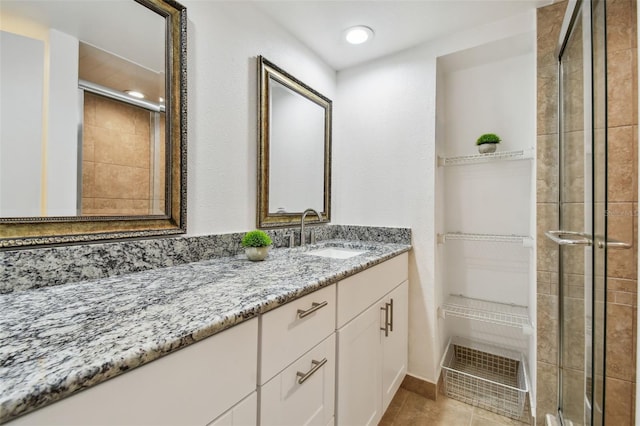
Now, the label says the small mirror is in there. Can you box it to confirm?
[257,56,332,228]
[0,0,186,248]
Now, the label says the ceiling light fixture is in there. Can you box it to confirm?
[125,90,145,99]
[344,26,374,45]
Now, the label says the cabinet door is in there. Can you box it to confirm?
[260,334,335,426]
[336,302,382,426]
[8,319,258,426]
[381,281,408,412]
[207,392,257,426]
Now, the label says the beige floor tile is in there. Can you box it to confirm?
[381,388,524,426]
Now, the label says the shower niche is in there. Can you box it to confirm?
[435,32,536,422]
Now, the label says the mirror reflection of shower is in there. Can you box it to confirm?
[78,82,166,217]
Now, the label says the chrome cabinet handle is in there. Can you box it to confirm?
[297,301,328,319]
[380,304,389,337]
[296,358,327,384]
[544,230,592,246]
[380,299,393,337]
[596,238,632,249]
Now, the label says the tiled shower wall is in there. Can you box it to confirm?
[536,0,638,423]
[81,92,165,216]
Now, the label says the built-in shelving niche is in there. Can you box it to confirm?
[435,30,536,422]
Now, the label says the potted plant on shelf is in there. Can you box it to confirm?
[241,230,273,261]
[476,133,501,154]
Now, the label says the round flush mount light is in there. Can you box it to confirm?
[344,26,374,45]
[125,90,145,99]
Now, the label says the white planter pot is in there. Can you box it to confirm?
[477,143,498,154]
[245,246,270,261]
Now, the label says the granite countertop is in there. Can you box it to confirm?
[0,239,410,423]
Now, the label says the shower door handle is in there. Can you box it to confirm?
[596,238,632,250]
[544,230,593,246]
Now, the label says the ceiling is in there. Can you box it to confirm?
[255,0,553,70]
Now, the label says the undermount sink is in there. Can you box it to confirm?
[304,247,368,259]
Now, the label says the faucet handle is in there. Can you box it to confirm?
[287,232,295,248]
[310,229,316,244]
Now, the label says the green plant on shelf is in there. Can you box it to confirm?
[241,230,273,247]
[476,133,501,145]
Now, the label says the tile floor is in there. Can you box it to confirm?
[379,388,529,426]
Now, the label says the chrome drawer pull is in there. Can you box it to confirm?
[296,358,327,384]
[381,303,390,337]
[389,298,394,332]
[297,301,328,319]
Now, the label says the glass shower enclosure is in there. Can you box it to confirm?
[547,0,629,424]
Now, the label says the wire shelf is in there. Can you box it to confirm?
[440,336,530,420]
[438,149,534,167]
[438,232,534,246]
[441,295,533,332]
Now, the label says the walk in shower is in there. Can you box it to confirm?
[545,0,630,424]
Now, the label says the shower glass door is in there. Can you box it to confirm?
[554,0,607,424]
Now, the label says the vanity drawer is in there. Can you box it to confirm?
[260,284,336,384]
[260,334,335,426]
[337,253,408,328]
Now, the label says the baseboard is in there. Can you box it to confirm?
[400,373,438,400]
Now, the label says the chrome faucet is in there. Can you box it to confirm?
[300,208,322,247]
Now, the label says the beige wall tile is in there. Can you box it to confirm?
[537,203,559,273]
[609,126,636,202]
[561,367,585,421]
[562,296,585,371]
[607,202,637,279]
[609,277,638,293]
[537,134,559,203]
[537,2,569,70]
[94,95,137,134]
[607,303,637,380]
[607,0,635,54]
[537,294,558,364]
[536,361,558,420]
[93,163,150,200]
[81,161,95,199]
[608,49,635,128]
[93,127,151,169]
[605,377,634,426]
[538,271,552,295]
[83,124,96,163]
[538,66,559,135]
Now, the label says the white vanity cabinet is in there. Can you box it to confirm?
[259,284,336,426]
[335,253,408,426]
[207,392,257,426]
[8,319,258,426]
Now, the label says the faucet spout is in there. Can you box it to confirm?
[301,208,322,247]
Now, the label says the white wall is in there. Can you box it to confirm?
[46,29,79,216]
[0,31,44,217]
[335,11,536,384]
[183,1,336,235]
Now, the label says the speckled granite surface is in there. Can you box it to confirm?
[0,239,410,423]
[0,225,410,293]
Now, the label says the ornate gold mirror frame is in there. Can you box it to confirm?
[0,0,187,249]
[257,56,332,228]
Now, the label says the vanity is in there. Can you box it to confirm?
[1,2,408,424]
[0,240,410,425]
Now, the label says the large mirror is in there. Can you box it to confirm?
[257,56,332,228]
[0,0,186,248]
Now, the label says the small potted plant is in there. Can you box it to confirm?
[476,133,501,154]
[241,230,273,261]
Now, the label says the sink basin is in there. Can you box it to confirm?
[304,247,367,259]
